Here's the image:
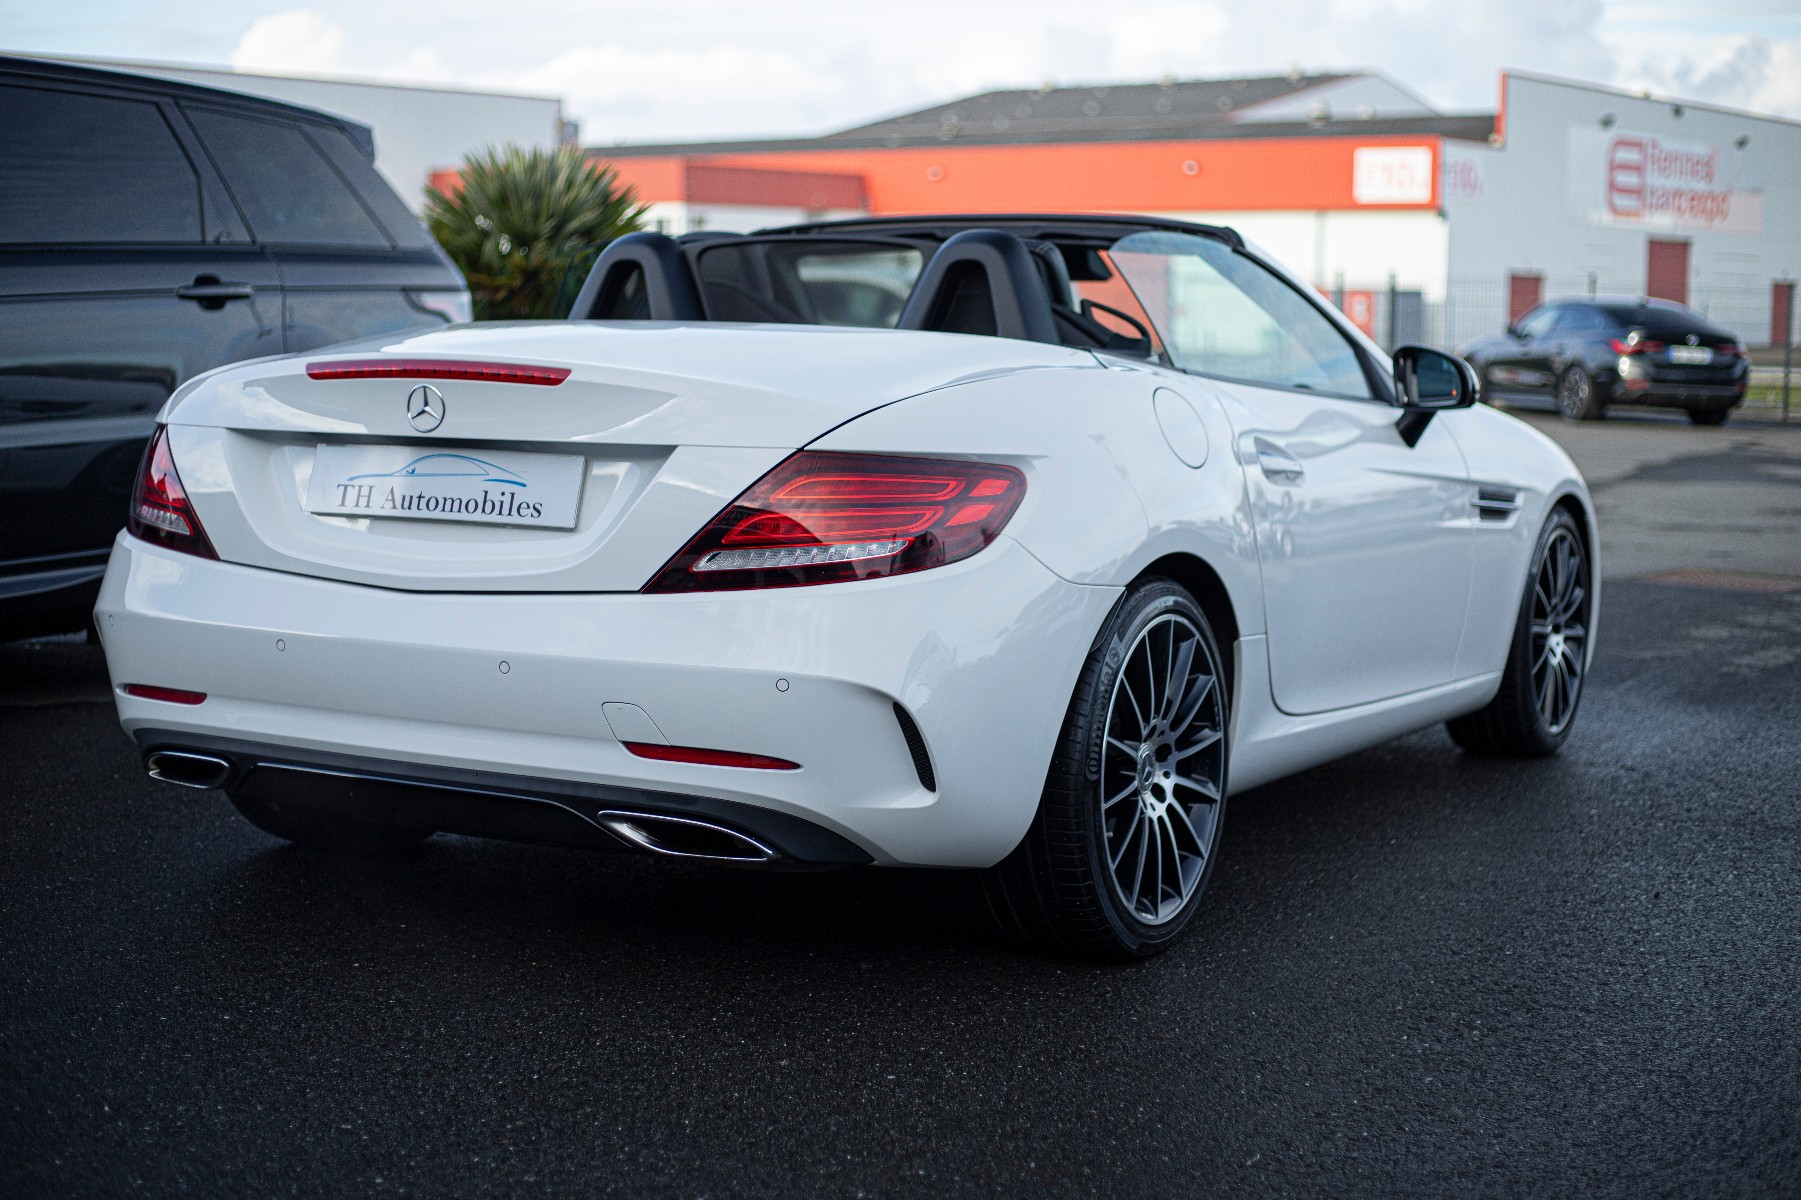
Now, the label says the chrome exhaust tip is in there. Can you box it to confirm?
[595,810,780,863]
[145,751,233,791]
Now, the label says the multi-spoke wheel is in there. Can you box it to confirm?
[982,579,1228,959]
[1099,613,1225,924]
[1528,525,1588,736]
[1556,367,1604,421]
[1448,508,1593,757]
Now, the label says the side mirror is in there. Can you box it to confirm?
[1391,345,1479,447]
[1506,323,1525,339]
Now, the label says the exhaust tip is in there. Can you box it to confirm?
[145,751,232,791]
[595,810,779,863]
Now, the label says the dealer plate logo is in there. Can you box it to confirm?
[407,384,445,432]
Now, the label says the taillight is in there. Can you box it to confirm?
[644,452,1027,593]
[304,358,569,385]
[128,427,217,559]
[1610,336,1666,356]
[1718,343,1744,359]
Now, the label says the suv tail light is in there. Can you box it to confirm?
[128,426,217,559]
[644,452,1026,593]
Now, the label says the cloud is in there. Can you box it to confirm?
[210,0,1801,142]
[229,8,346,75]
[1607,32,1801,118]
[499,42,848,142]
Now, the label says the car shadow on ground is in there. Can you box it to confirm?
[183,723,1564,978]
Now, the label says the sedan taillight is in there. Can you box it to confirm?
[1610,336,1667,356]
[128,426,217,559]
[643,452,1026,593]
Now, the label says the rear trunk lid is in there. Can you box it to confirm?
[163,321,1091,592]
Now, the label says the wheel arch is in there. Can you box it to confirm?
[1127,552,1242,685]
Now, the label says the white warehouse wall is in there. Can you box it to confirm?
[1444,73,1801,346]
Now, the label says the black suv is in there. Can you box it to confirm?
[1460,298,1748,425]
[1,56,469,640]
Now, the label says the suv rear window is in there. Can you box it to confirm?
[187,108,390,248]
[0,84,202,244]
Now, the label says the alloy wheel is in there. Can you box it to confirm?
[1099,613,1226,925]
[1558,369,1593,419]
[1530,527,1589,734]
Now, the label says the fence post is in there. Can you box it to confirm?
[1587,272,1596,299]
[1784,339,1792,424]
[1387,272,1399,352]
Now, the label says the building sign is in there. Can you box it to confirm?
[1352,146,1434,205]
[1567,125,1763,234]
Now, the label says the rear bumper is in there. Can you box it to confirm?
[133,731,873,865]
[96,533,1119,867]
[1608,366,1746,410]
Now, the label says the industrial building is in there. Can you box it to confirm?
[594,70,1800,349]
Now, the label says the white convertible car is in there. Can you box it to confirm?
[97,216,1597,959]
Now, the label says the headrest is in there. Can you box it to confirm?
[567,231,706,321]
[895,229,1061,344]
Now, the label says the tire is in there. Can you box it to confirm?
[229,792,432,856]
[982,580,1229,960]
[1447,508,1591,757]
[1687,408,1730,426]
[1556,367,1604,421]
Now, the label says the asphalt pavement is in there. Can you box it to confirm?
[3,409,1799,1197]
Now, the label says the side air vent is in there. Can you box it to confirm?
[1473,487,1521,521]
[892,703,937,792]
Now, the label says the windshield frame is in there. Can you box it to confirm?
[1103,230,1394,406]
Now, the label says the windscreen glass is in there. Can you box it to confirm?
[695,240,924,327]
[1108,231,1371,399]
[1599,304,1725,339]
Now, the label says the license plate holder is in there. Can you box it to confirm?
[305,444,585,530]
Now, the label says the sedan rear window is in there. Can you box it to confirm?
[1598,303,1723,338]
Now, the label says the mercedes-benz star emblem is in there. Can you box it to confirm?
[406,384,445,432]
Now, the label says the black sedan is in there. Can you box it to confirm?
[1460,299,1748,425]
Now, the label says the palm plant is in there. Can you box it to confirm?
[425,145,647,320]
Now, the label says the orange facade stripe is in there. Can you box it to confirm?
[598,135,1441,214]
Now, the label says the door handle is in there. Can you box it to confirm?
[176,279,255,305]
[1254,438,1306,483]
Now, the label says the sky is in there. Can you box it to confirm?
[3,0,1799,144]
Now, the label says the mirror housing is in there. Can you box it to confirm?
[1391,345,1479,447]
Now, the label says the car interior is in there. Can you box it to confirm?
[568,222,1168,358]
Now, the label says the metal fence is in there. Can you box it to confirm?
[1323,276,1797,355]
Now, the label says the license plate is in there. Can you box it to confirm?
[305,445,585,530]
[1669,345,1714,365]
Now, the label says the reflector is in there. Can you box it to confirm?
[622,742,800,770]
[123,684,207,705]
